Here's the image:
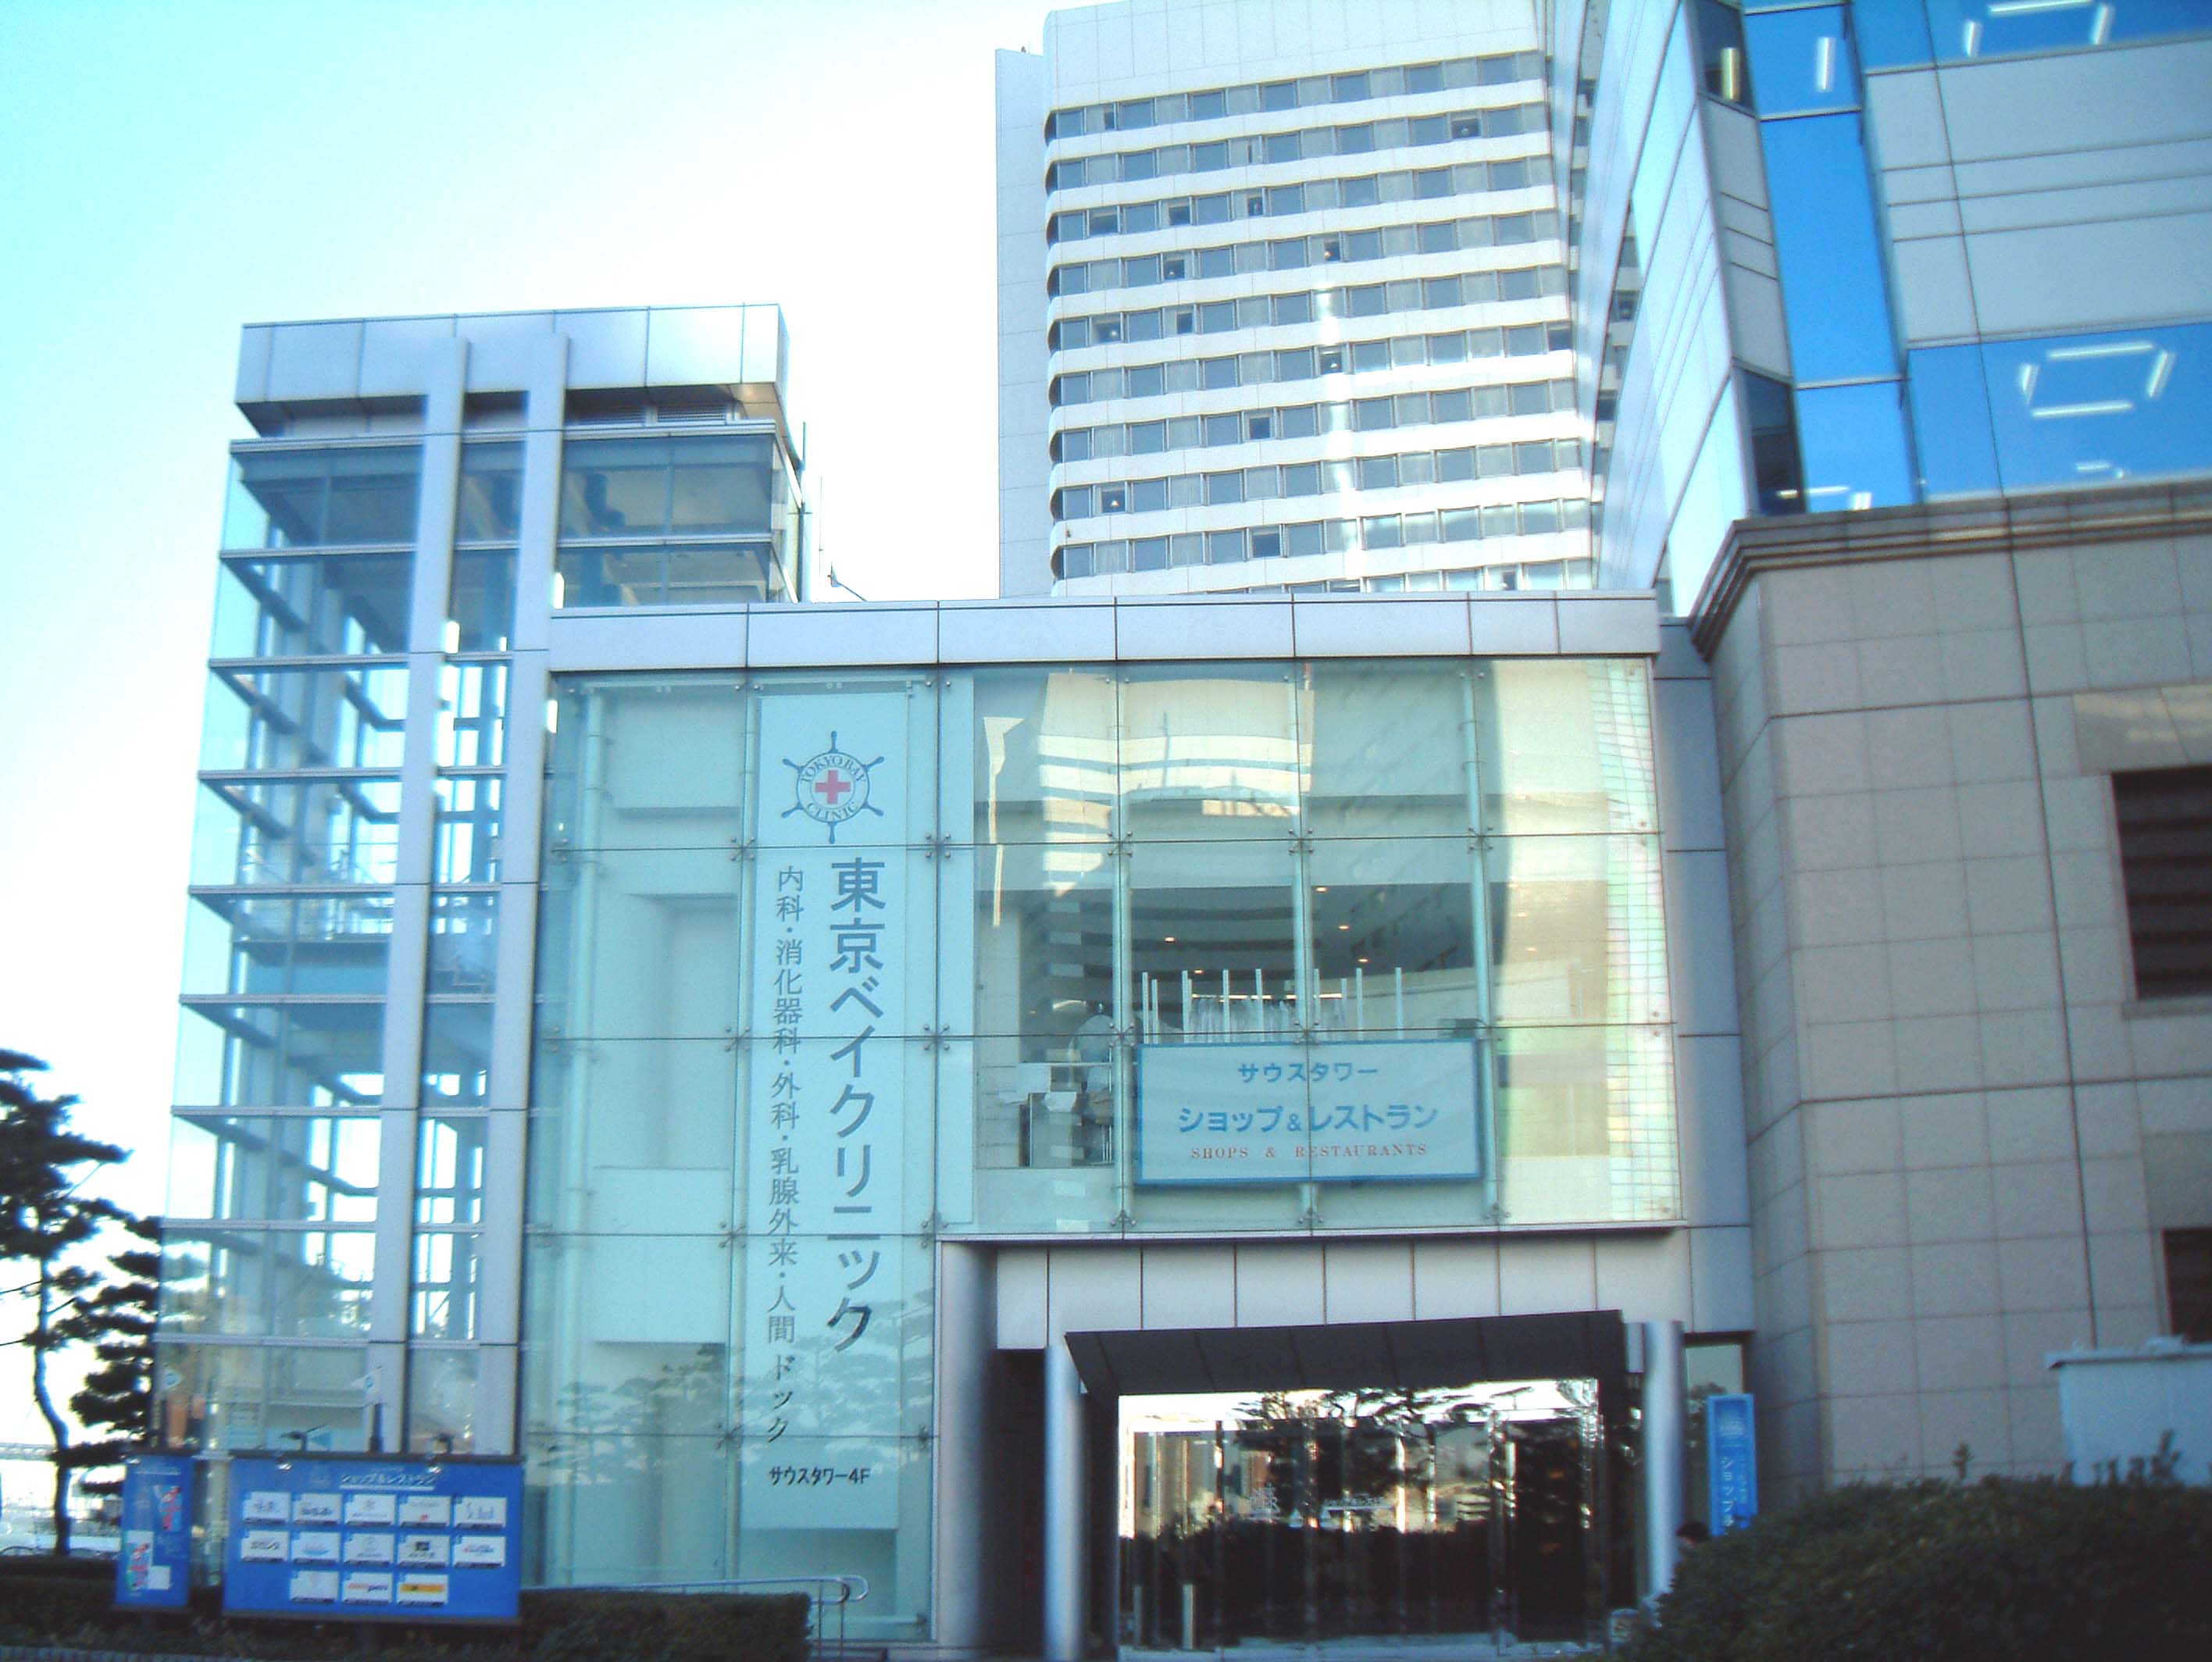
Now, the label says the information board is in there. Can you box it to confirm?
[1706,1393,1758,1532]
[1135,1038,1485,1186]
[223,1455,522,1621]
[115,1453,197,1610]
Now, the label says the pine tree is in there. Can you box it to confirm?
[0,1047,131,1555]
[58,1214,161,1497]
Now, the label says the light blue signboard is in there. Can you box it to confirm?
[1135,1038,1484,1186]
[115,1453,197,1610]
[223,1455,522,1622]
[1707,1393,1758,1532]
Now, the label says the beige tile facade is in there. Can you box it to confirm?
[1691,483,2212,1501]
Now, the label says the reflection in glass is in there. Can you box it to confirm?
[213,552,412,658]
[448,549,517,652]
[972,667,1117,842]
[1487,837,1669,1027]
[1925,0,2210,60]
[1694,0,1754,105]
[1300,662,1473,838]
[1121,1380,1601,1649]
[1796,381,1916,511]
[411,1230,481,1339]
[155,1342,374,1453]
[1907,344,2001,498]
[1742,370,1803,513]
[177,999,387,1109]
[1744,5,1857,113]
[1129,840,1297,1041]
[434,774,503,884]
[159,1227,376,1339]
[1121,665,1300,837]
[193,775,403,888]
[407,1347,480,1452]
[421,1002,493,1108]
[1981,323,2212,493]
[201,664,409,772]
[559,434,776,538]
[166,1112,380,1223]
[223,448,423,549]
[417,1115,487,1224]
[455,443,523,541]
[438,660,508,769]
[181,891,394,998]
[1761,114,1896,383]
[1307,840,1479,1031]
[426,892,498,996]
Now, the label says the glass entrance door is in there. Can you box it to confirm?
[1119,1379,1600,1654]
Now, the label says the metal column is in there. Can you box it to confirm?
[1640,1318,1687,1602]
[1043,1338,1090,1662]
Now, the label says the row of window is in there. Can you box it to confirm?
[1047,102,1544,191]
[1056,263,1565,354]
[1055,437,1582,521]
[1045,52,1543,138]
[1054,330,1573,408]
[1050,154,1550,244]
[1059,391,1583,462]
[1056,498,1591,580]
[1051,205,1561,300]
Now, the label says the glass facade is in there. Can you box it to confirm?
[524,657,1678,1624]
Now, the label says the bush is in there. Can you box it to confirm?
[526,1589,811,1662]
[0,1572,810,1662]
[1622,1473,2212,1662]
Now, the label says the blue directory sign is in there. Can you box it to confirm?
[223,1455,522,1622]
[1707,1393,1759,1532]
[116,1453,197,1609]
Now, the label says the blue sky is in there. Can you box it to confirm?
[0,0,1044,1433]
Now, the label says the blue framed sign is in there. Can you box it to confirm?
[223,1455,522,1622]
[1707,1393,1758,1532]
[1135,1038,1484,1186]
[116,1453,197,1610]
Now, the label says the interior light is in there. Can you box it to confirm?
[1337,923,1350,931]
[1164,936,1176,943]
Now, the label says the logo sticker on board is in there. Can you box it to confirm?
[783,733,884,841]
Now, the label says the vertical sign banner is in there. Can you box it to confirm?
[740,689,908,1530]
[115,1453,196,1609]
[221,1456,522,1621]
[1707,1393,1758,1532]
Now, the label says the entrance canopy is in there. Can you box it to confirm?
[1065,1311,1627,1401]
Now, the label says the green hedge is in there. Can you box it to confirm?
[1623,1475,2212,1662]
[0,1570,811,1662]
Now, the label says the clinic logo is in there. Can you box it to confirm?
[783,733,883,841]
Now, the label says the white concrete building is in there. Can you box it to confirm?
[997,1,1593,600]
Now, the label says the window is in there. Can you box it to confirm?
[2114,766,2212,998]
[2167,1229,2212,1341]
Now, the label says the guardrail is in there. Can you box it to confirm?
[541,1574,870,1652]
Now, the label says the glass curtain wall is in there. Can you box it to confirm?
[165,441,422,1459]
[525,659,1676,1630]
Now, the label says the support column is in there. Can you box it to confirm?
[1641,1318,1686,1602]
[1043,1339,1090,1662]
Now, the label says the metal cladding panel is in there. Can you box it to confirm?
[1065,1311,1629,1400]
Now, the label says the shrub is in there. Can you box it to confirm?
[525,1589,812,1662]
[0,1571,810,1662]
[1622,1473,2212,1662]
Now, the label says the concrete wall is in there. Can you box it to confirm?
[1693,483,2212,1500]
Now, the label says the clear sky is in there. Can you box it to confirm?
[0,0,1044,1435]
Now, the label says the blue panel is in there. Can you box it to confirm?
[1906,344,2000,497]
[1796,381,1918,510]
[223,1455,523,1622]
[1981,322,2212,493]
[116,1455,198,1610]
[1850,0,1935,66]
[1925,0,2212,60]
[1707,1393,1760,1530]
[1762,115,1898,383]
[1747,6,1861,112]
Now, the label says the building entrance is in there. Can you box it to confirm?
[1118,1379,1601,1654]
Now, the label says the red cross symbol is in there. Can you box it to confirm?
[813,769,854,806]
